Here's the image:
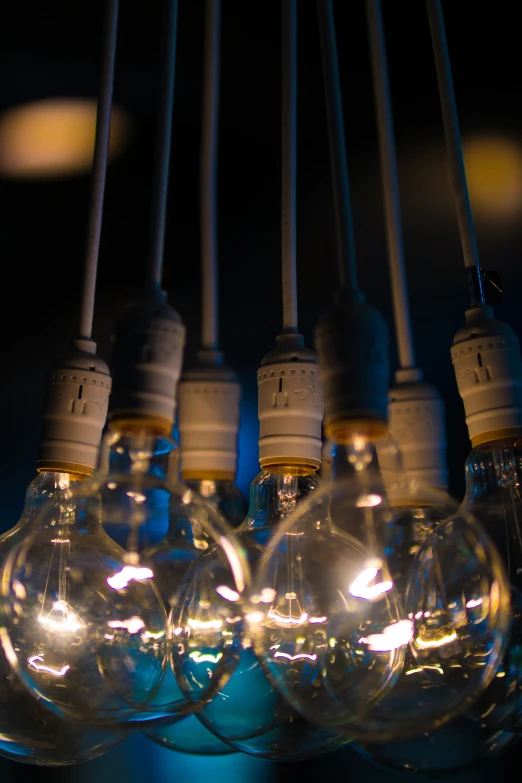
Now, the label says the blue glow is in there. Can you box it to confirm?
[236,374,260,498]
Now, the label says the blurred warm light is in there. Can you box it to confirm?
[0,98,131,178]
[463,135,522,219]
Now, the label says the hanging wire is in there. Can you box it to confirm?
[317,0,358,293]
[366,0,415,370]
[426,0,485,306]
[147,0,179,290]
[201,0,221,351]
[78,0,119,340]
[281,0,298,333]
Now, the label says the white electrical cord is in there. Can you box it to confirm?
[281,0,298,333]
[78,0,119,340]
[426,0,485,306]
[201,0,221,351]
[317,0,358,293]
[366,0,416,372]
[147,0,179,290]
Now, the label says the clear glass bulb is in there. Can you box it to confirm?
[0,472,125,765]
[457,436,522,731]
[175,466,350,760]
[0,425,250,730]
[145,476,245,756]
[251,428,511,741]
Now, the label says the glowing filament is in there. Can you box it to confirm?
[107,617,145,634]
[360,619,413,652]
[107,566,154,590]
[356,494,382,508]
[28,655,70,678]
[274,651,318,662]
[245,611,264,624]
[38,601,83,633]
[187,618,223,631]
[349,559,393,600]
[251,587,277,604]
[415,631,457,649]
[215,585,240,602]
[188,651,223,664]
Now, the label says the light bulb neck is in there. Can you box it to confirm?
[464,437,521,499]
[329,441,383,481]
[241,466,319,532]
[98,428,180,485]
[464,436,522,587]
[15,472,80,532]
[183,478,246,528]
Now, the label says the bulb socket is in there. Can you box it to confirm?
[452,306,522,446]
[388,374,448,490]
[257,333,324,469]
[108,288,185,431]
[178,350,241,480]
[315,290,390,430]
[37,338,111,476]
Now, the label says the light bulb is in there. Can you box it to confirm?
[0,472,125,765]
[0,466,168,728]
[0,425,250,730]
[174,332,348,759]
[145,476,245,756]
[456,436,522,731]
[176,466,350,760]
[252,431,511,741]
[445,292,522,731]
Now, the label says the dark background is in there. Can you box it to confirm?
[0,0,521,780]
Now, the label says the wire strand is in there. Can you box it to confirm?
[426,0,484,303]
[79,0,119,340]
[281,0,298,333]
[147,0,179,290]
[366,0,415,370]
[317,0,358,292]
[201,0,221,350]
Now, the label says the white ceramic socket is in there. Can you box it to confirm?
[388,374,448,490]
[178,356,241,477]
[109,290,185,428]
[37,338,111,474]
[258,334,324,468]
[452,306,522,445]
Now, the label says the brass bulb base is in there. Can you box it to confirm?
[36,461,93,478]
[470,427,522,448]
[182,470,236,482]
[258,460,319,474]
[108,414,173,437]
[325,418,388,443]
